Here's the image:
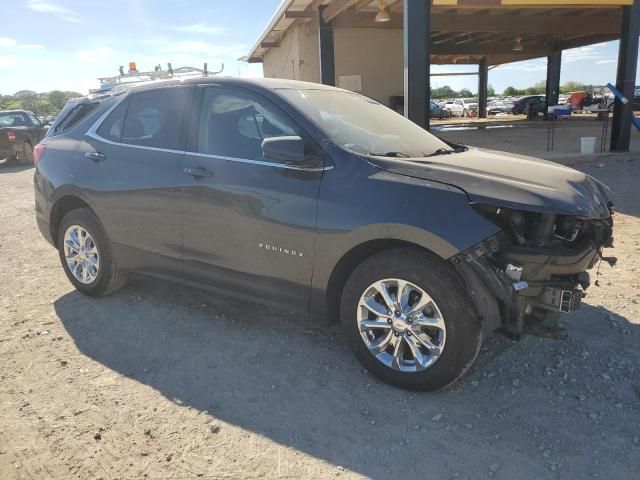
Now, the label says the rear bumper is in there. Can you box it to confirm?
[36,216,55,247]
[0,144,18,159]
[34,169,55,247]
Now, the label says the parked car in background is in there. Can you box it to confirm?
[429,101,450,119]
[511,95,546,115]
[34,78,615,391]
[449,98,478,117]
[0,109,46,164]
[443,101,454,114]
[634,86,640,111]
[486,101,506,115]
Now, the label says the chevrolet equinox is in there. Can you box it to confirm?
[34,78,614,391]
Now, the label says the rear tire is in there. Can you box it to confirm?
[340,248,482,391]
[21,142,33,165]
[57,208,127,296]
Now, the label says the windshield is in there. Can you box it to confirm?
[279,88,449,158]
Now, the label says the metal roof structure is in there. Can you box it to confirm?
[245,0,638,151]
[246,0,634,66]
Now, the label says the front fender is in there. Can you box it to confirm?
[310,148,501,320]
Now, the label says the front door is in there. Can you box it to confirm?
[179,85,325,311]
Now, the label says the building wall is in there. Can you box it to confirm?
[297,24,320,83]
[262,26,404,106]
[334,28,403,106]
[262,25,320,83]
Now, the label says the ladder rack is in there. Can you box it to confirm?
[98,62,224,89]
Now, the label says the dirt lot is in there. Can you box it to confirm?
[1,158,639,480]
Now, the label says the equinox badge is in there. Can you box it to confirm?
[258,243,304,257]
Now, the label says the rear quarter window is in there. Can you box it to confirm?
[50,102,99,136]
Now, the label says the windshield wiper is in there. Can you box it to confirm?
[426,145,468,157]
[426,148,455,157]
[369,151,411,158]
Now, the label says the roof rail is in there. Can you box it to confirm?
[97,62,224,89]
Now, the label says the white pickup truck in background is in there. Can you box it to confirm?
[448,98,478,117]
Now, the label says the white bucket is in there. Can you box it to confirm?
[580,136,596,154]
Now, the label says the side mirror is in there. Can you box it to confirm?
[262,136,305,165]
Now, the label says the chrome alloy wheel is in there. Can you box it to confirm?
[356,278,446,372]
[63,225,100,284]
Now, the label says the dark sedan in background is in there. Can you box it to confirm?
[511,95,546,115]
[429,101,450,119]
[0,109,46,164]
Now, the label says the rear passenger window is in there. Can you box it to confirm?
[121,88,189,150]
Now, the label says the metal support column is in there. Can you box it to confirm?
[610,0,640,152]
[403,0,430,129]
[318,5,335,86]
[478,57,488,119]
[545,49,562,118]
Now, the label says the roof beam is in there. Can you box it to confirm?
[332,9,620,34]
[322,0,362,22]
[284,10,319,18]
[431,12,621,34]
[433,44,551,55]
[354,0,374,9]
[389,0,403,12]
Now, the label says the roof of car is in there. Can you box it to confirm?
[0,109,30,114]
[107,76,339,95]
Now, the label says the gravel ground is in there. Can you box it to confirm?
[1,159,639,480]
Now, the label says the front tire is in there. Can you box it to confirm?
[57,208,126,296]
[340,248,481,391]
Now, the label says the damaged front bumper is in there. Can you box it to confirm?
[452,213,615,338]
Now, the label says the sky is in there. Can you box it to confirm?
[0,0,638,96]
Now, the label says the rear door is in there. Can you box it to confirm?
[85,86,193,275]
[179,85,325,310]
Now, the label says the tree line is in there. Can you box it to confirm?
[3,80,593,111]
[0,90,83,116]
[431,80,589,100]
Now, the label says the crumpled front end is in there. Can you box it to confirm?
[453,206,615,338]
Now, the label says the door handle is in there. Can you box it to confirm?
[183,166,213,178]
[85,151,105,162]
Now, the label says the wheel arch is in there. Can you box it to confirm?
[50,195,96,247]
[323,239,444,325]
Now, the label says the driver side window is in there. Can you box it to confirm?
[197,87,298,161]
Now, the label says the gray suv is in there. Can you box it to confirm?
[34,78,614,391]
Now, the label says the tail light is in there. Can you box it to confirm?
[33,143,46,165]
[7,130,16,142]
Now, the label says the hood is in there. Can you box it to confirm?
[367,147,612,218]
